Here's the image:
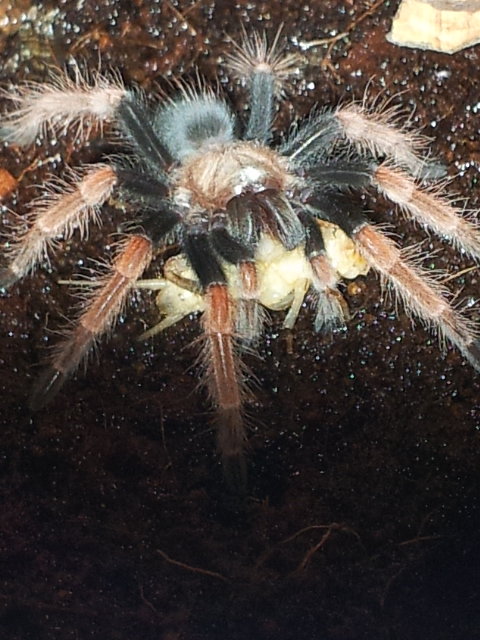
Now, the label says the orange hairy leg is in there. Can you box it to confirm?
[201,283,248,487]
[30,235,152,409]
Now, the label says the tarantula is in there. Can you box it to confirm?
[1,31,480,486]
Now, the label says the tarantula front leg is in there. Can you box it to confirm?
[30,235,153,410]
[0,165,117,288]
[184,227,249,487]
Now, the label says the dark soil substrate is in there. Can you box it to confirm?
[1,1,479,638]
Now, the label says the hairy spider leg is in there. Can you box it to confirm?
[183,226,247,488]
[28,91,179,407]
[300,213,350,332]
[307,192,480,371]
[238,32,279,143]
[284,103,440,179]
[209,210,262,344]
[225,27,302,143]
[355,225,480,370]
[0,165,117,288]
[334,103,433,177]
[373,164,480,261]
[1,70,128,146]
[30,235,153,410]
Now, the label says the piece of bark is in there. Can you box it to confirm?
[387,0,480,54]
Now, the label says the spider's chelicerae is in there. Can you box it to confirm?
[2,32,480,485]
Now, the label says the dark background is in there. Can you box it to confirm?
[1,1,479,638]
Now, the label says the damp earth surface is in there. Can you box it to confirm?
[0,1,479,639]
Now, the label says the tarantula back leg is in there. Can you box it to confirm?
[354,223,480,369]
[373,164,480,260]
[309,192,480,369]
[0,165,117,288]
[30,235,153,409]
[225,26,302,143]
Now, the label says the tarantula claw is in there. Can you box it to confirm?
[29,367,66,411]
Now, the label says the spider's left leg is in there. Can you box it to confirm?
[0,165,117,288]
[29,177,180,407]
[184,224,249,488]
[30,235,153,409]
[225,29,301,143]
[308,193,480,370]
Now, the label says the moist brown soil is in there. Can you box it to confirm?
[1,1,479,639]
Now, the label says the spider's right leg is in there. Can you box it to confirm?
[308,193,480,371]
[0,165,117,288]
[284,102,442,179]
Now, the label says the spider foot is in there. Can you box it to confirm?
[0,266,19,289]
[314,288,349,333]
[29,366,67,411]
[458,337,480,373]
[221,452,248,495]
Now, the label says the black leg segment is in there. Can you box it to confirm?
[117,95,173,175]
[184,229,227,289]
[244,71,276,143]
